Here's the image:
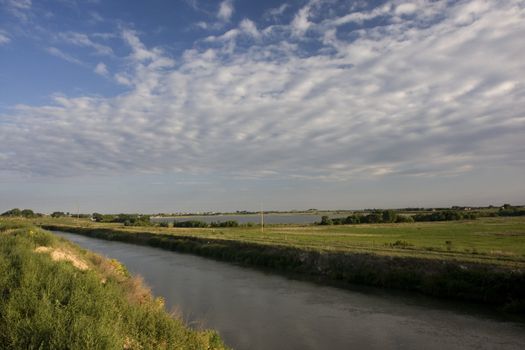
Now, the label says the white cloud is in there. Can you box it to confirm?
[94,62,108,76]
[270,4,288,16]
[239,19,260,38]
[291,4,312,36]
[58,32,113,55]
[8,0,31,9]
[1,0,32,21]
[0,30,10,45]
[395,3,418,16]
[89,11,103,23]
[217,0,234,22]
[46,47,83,65]
[265,3,289,21]
[1,0,524,182]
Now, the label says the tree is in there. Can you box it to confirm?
[382,210,397,223]
[319,216,333,225]
[21,209,35,217]
[367,212,382,223]
[1,208,21,216]
[92,213,104,222]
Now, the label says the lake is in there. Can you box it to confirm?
[151,214,323,225]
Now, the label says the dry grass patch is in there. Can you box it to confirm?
[34,246,89,270]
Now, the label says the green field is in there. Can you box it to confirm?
[34,216,525,268]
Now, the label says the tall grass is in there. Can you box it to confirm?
[0,222,226,349]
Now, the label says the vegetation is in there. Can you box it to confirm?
[1,208,42,218]
[92,213,152,226]
[320,206,525,226]
[157,220,240,228]
[0,221,226,349]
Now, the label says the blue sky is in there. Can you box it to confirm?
[0,0,524,213]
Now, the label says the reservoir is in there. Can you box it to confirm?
[54,231,525,350]
[150,214,323,225]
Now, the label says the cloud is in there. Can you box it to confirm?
[0,30,10,45]
[94,62,108,76]
[46,46,83,65]
[1,0,524,182]
[193,0,235,31]
[239,19,260,38]
[184,0,200,11]
[291,3,313,36]
[88,11,104,23]
[58,31,113,55]
[1,0,32,21]
[265,4,289,20]
[217,0,234,22]
[395,3,418,16]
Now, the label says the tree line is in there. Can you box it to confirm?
[318,206,525,225]
[163,220,240,228]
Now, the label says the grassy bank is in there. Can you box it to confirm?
[0,221,227,349]
[37,218,525,314]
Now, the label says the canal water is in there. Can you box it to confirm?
[54,231,525,350]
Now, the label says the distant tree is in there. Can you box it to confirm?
[51,211,66,218]
[319,216,333,225]
[395,215,414,223]
[210,220,239,227]
[1,208,22,216]
[382,210,397,223]
[92,213,104,222]
[173,220,208,228]
[367,212,382,223]
[21,209,35,218]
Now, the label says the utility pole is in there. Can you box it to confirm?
[260,203,264,233]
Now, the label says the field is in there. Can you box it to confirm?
[33,216,525,268]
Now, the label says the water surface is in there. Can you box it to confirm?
[151,214,322,225]
[54,231,525,350]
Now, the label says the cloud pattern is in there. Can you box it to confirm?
[1,0,524,183]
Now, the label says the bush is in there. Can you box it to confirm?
[173,220,209,228]
[211,220,239,228]
[1,208,41,218]
[319,216,333,225]
[395,215,414,223]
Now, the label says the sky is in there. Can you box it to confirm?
[0,0,524,213]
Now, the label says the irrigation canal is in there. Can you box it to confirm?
[54,231,525,350]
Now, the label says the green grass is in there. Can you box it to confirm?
[34,216,525,268]
[0,221,227,350]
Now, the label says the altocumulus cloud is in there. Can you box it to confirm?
[1,0,524,180]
